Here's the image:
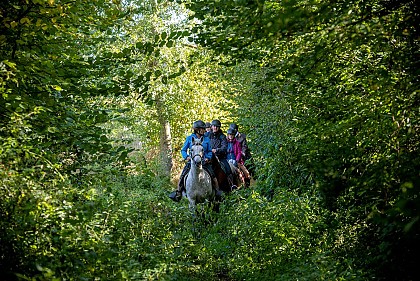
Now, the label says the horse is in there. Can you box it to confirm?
[212,156,242,193]
[185,136,215,213]
[228,161,245,187]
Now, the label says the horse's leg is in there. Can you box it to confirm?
[235,167,244,187]
[196,200,214,225]
[216,169,229,193]
[238,164,250,187]
[189,199,196,215]
[212,158,228,192]
[229,164,240,188]
[212,200,220,214]
[188,200,201,238]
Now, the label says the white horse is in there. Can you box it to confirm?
[185,136,214,212]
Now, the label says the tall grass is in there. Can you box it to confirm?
[2,161,374,280]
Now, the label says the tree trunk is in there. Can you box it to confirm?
[156,100,173,178]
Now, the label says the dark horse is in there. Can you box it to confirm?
[212,156,242,193]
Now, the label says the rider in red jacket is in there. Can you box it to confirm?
[229,123,252,187]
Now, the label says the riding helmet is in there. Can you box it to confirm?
[211,119,221,127]
[193,120,206,129]
[205,122,211,128]
[227,128,236,135]
[229,123,238,131]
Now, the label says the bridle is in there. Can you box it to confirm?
[191,143,204,166]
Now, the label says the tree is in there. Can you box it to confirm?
[0,0,137,275]
[182,0,420,279]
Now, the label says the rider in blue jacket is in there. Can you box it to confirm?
[169,120,220,202]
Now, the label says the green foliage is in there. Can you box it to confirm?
[0,0,140,276]
[183,0,419,279]
[2,166,374,280]
[1,0,418,280]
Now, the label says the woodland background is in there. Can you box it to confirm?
[0,0,419,280]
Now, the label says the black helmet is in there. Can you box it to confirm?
[193,120,206,129]
[227,128,236,135]
[205,122,211,128]
[229,123,238,131]
[211,119,221,127]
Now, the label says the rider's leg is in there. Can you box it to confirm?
[239,163,251,187]
[204,164,222,197]
[177,163,191,193]
[170,163,190,202]
[221,159,236,190]
[221,159,231,176]
[212,177,223,199]
[222,159,237,190]
[228,174,237,190]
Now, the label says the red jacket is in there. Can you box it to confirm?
[227,138,243,163]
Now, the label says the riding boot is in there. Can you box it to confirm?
[177,175,184,193]
[178,166,191,192]
[212,177,222,199]
[170,169,188,202]
[169,190,182,202]
[228,174,237,190]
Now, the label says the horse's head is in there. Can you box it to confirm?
[191,136,204,167]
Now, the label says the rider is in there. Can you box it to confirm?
[226,128,242,167]
[205,122,212,136]
[229,123,252,187]
[209,119,237,190]
[227,128,251,187]
[169,120,220,202]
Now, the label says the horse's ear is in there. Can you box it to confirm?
[199,136,203,143]
[192,136,195,142]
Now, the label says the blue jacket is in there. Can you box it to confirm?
[181,133,212,160]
